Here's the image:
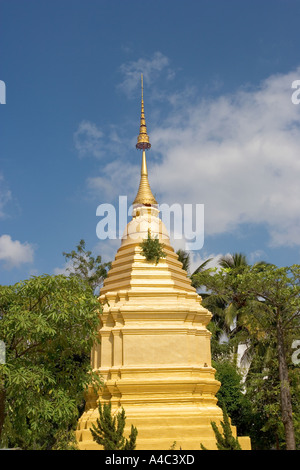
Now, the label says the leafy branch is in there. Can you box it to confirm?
[139,230,166,265]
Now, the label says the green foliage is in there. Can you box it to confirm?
[213,408,242,450]
[176,249,190,274]
[243,350,285,449]
[196,262,300,449]
[90,401,138,450]
[63,239,111,293]
[201,408,241,450]
[207,322,232,361]
[218,252,248,270]
[214,360,253,437]
[140,230,166,265]
[0,274,102,449]
[176,249,212,283]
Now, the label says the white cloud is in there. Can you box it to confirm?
[249,249,267,264]
[87,159,140,202]
[0,235,34,269]
[53,259,73,276]
[189,251,222,275]
[93,238,121,264]
[74,120,105,159]
[149,67,300,247]
[84,65,300,250]
[118,51,173,97]
[74,120,128,161]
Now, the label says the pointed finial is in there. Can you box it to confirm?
[141,73,143,101]
[133,75,157,206]
[136,74,151,150]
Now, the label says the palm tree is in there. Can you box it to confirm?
[176,249,213,278]
[219,252,270,272]
[191,258,213,277]
[218,252,248,270]
[176,251,230,356]
[213,253,272,369]
[176,249,191,274]
[218,253,249,338]
[192,252,270,366]
[218,253,270,335]
[177,250,269,365]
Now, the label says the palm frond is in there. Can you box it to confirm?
[192,258,213,275]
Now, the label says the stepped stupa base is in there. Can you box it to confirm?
[76,400,251,450]
[76,363,251,450]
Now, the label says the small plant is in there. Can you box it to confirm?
[90,401,138,450]
[200,408,241,450]
[140,229,166,265]
[169,441,182,450]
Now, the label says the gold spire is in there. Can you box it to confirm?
[136,74,151,150]
[133,74,157,206]
[133,150,158,205]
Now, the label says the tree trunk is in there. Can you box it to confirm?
[276,316,296,450]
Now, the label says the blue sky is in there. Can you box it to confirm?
[1,0,300,285]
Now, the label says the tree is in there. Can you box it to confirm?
[63,239,111,293]
[175,249,212,281]
[90,401,138,450]
[218,252,249,270]
[243,345,286,449]
[201,407,241,450]
[235,264,300,450]
[176,251,230,359]
[176,249,191,274]
[195,264,300,450]
[214,360,253,438]
[0,274,101,449]
[192,254,244,362]
[193,252,270,364]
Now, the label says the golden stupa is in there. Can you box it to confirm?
[75,76,251,450]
